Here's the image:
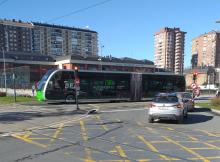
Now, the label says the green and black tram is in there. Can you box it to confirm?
[36,69,185,102]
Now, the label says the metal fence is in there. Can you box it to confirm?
[0,66,34,96]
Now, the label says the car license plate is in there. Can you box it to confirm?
[159,107,168,110]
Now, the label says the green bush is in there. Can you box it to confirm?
[211,98,220,106]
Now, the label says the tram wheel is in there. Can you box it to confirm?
[65,95,75,103]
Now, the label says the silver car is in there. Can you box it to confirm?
[176,92,195,112]
[148,93,187,123]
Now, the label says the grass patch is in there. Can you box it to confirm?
[0,96,37,105]
[196,100,220,111]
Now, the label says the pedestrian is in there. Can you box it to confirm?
[32,84,35,97]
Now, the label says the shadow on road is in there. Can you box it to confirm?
[0,109,88,124]
[183,114,213,124]
[154,113,213,125]
[193,107,211,112]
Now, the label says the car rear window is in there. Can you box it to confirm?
[153,96,178,103]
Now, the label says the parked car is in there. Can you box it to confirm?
[148,93,187,123]
[176,92,195,111]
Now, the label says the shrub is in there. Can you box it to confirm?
[211,98,220,107]
[0,92,6,97]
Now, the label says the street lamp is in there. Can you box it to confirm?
[99,45,104,71]
[1,47,7,94]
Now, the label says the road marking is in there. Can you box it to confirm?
[80,120,93,161]
[137,135,171,160]
[190,147,216,150]
[11,134,47,148]
[189,156,220,160]
[136,122,158,134]
[23,131,32,138]
[49,123,64,144]
[203,142,220,150]
[163,136,210,162]
[196,129,219,137]
[95,115,109,131]
[163,126,198,141]
[115,145,128,158]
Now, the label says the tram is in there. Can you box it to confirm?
[36,69,185,102]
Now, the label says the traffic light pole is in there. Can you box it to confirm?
[74,67,79,110]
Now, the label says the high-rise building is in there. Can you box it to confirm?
[192,31,220,68]
[0,19,98,56]
[154,27,186,74]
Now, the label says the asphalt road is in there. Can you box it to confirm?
[0,102,220,162]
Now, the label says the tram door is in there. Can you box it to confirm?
[45,71,65,100]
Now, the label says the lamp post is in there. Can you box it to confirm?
[99,45,104,71]
[2,47,7,94]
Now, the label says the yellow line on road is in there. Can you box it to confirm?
[49,123,64,144]
[163,136,210,162]
[95,115,109,131]
[203,142,220,150]
[136,122,158,134]
[137,135,171,161]
[23,131,32,138]
[189,156,220,160]
[115,145,128,158]
[80,120,94,162]
[29,138,51,140]
[11,134,47,148]
[196,129,219,137]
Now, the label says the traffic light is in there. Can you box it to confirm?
[193,72,198,81]
[74,66,78,77]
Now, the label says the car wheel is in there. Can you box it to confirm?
[184,110,188,118]
[65,95,75,103]
[177,115,183,124]
[148,116,154,123]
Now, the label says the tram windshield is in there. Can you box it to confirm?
[37,69,55,90]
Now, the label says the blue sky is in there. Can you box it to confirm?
[0,0,220,67]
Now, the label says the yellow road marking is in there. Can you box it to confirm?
[203,142,220,150]
[196,129,219,137]
[29,138,50,140]
[49,123,64,144]
[136,122,157,134]
[23,131,32,138]
[150,141,169,144]
[80,120,93,161]
[137,135,171,160]
[95,115,109,131]
[11,134,47,148]
[163,136,210,162]
[189,156,220,160]
[138,159,150,162]
[190,147,216,150]
[115,146,128,158]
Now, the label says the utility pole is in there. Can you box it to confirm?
[2,47,7,94]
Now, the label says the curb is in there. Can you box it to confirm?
[211,109,220,116]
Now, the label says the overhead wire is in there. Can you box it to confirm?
[47,0,113,23]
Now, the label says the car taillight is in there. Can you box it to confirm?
[176,104,182,108]
[149,103,156,108]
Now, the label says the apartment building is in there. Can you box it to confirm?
[0,19,98,56]
[192,31,220,68]
[0,19,34,52]
[154,27,186,74]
